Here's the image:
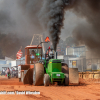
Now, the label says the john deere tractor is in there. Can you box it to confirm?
[33,47,69,86]
[33,41,79,86]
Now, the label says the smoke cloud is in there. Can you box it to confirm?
[69,0,100,55]
[0,0,44,58]
[0,0,100,57]
[39,0,71,51]
[0,0,43,37]
[0,0,72,53]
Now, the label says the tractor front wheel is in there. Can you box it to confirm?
[62,63,69,74]
[44,74,50,86]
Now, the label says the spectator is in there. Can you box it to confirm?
[10,68,13,77]
[6,68,10,79]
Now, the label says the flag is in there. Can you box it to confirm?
[16,50,22,59]
[45,37,50,42]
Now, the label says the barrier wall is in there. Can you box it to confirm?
[79,71,100,79]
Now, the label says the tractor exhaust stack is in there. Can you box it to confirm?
[54,52,57,59]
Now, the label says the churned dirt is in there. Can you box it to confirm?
[0,76,100,100]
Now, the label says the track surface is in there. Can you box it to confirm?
[0,76,100,100]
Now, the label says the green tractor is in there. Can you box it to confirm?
[33,47,69,86]
[33,41,79,86]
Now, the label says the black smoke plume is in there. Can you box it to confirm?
[39,0,71,51]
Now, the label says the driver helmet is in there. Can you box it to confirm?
[49,50,54,58]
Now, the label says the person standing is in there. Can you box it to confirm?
[10,68,13,78]
[6,68,10,79]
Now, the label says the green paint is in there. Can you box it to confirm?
[36,53,40,56]
[8,74,10,76]
[44,59,65,84]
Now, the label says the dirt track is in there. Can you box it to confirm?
[0,76,100,100]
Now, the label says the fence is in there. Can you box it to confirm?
[86,58,100,72]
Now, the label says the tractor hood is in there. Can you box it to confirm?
[47,59,62,73]
[49,59,61,63]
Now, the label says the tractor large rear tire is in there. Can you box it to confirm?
[62,63,69,74]
[62,63,69,86]
[33,63,44,86]
[64,74,69,86]
[44,74,50,86]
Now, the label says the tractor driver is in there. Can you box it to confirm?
[49,50,54,59]
[30,50,36,64]
[46,51,49,60]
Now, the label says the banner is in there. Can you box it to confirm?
[16,50,22,59]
